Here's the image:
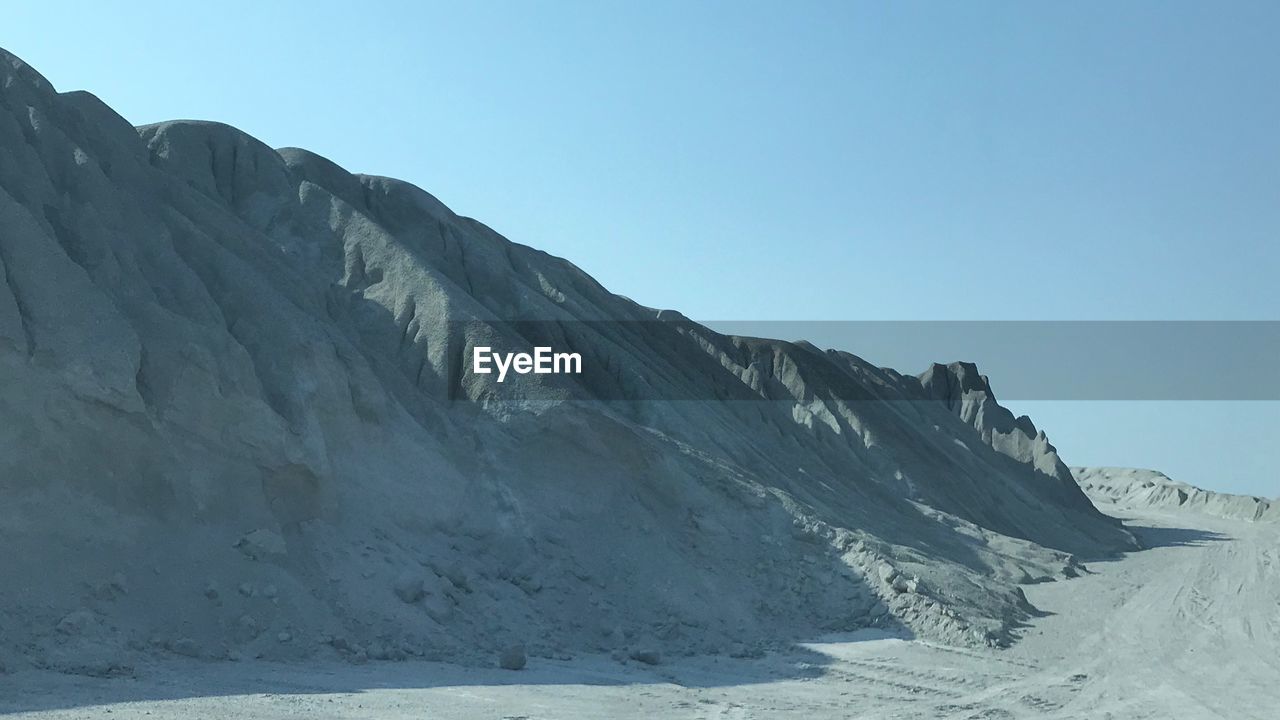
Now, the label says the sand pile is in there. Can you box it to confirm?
[1,47,1132,676]
[1075,467,1276,523]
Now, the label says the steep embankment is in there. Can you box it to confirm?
[1075,467,1276,522]
[1,47,1129,675]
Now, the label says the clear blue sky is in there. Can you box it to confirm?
[6,2,1277,495]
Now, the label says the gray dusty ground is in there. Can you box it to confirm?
[3,501,1273,719]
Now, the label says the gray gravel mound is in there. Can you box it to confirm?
[0,46,1132,674]
[1075,467,1276,523]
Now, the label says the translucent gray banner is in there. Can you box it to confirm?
[708,321,1280,401]
[445,320,1280,401]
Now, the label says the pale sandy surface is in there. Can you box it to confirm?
[3,503,1273,719]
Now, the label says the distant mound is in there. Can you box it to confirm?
[1,47,1131,675]
[1075,467,1276,523]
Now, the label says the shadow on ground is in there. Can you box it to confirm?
[1128,524,1230,549]
[0,628,914,716]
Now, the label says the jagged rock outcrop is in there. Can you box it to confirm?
[921,361,1089,507]
[1,47,1131,673]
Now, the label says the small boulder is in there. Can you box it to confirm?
[92,573,130,601]
[170,638,201,658]
[499,644,527,670]
[442,564,472,593]
[393,572,425,604]
[629,648,662,666]
[877,563,898,584]
[235,615,261,642]
[56,610,97,635]
[234,529,287,560]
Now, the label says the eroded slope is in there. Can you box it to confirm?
[1,48,1129,675]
